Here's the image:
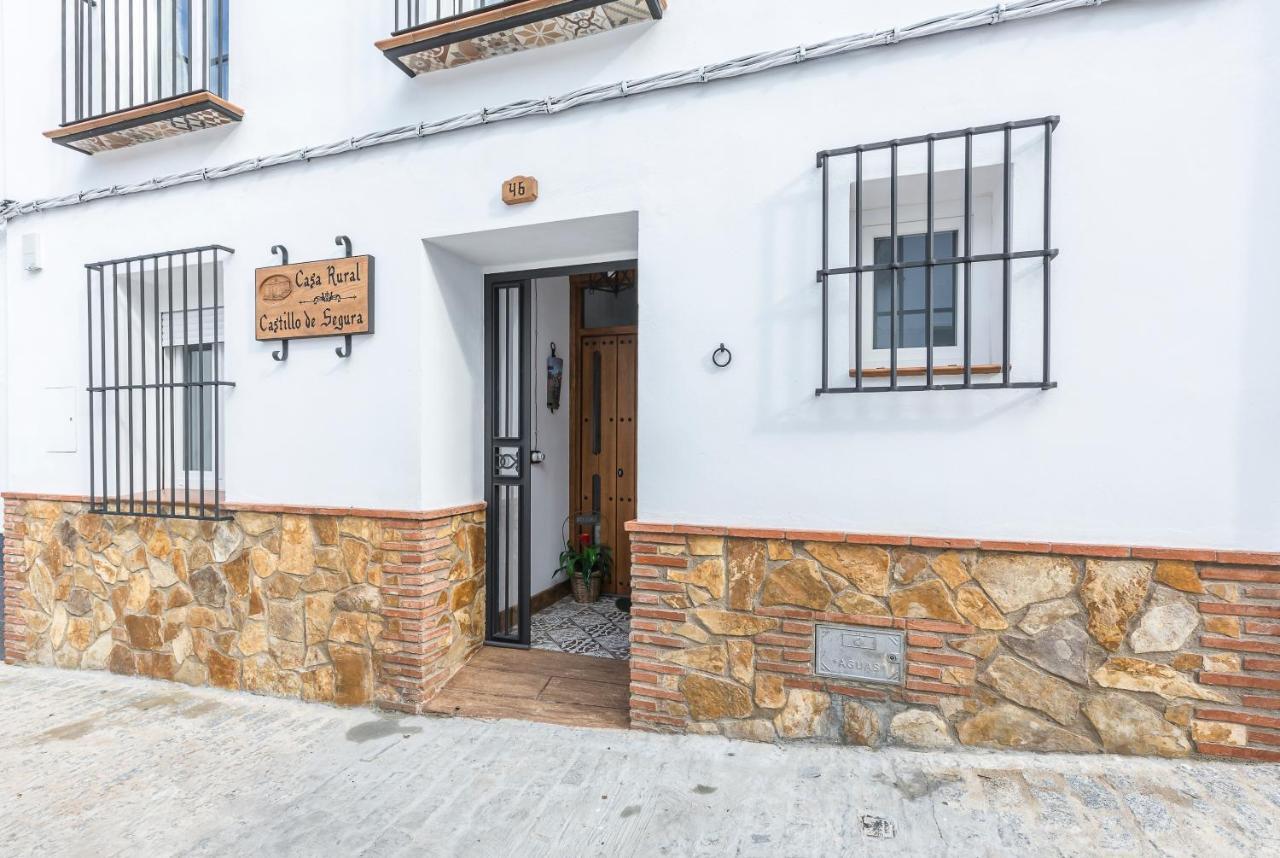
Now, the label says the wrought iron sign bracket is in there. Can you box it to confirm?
[334,236,354,359]
[270,244,291,361]
[260,236,372,363]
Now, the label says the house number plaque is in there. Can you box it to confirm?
[502,175,539,205]
[814,624,904,685]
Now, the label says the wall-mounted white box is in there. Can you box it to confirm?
[41,387,76,453]
[22,233,41,272]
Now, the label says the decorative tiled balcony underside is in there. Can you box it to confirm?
[45,92,244,155]
[380,0,664,77]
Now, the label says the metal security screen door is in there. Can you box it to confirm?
[485,278,532,646]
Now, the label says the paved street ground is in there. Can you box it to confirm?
[0,665,1277,857]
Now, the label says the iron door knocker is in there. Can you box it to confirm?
[712,343,732,368]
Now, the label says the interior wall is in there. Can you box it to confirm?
[529,277,571,600]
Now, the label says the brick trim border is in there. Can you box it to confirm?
[3,503,27,665]
[372,512,485,713]
[624,522,1280,568]
[0,492,485,523]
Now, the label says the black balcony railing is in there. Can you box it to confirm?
[393,1,508,34]
[61,0,230,126]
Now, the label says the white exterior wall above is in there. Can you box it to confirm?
[2,0,1278,551]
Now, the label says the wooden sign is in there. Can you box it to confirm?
[503,175,539,206]
[255,255,375,342]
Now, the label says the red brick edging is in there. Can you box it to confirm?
[624,521,1280,567]
[0,492,485,523]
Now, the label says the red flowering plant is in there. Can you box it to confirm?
[558,530,612,587]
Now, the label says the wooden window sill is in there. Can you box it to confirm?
[850,364,1004,379]
[45,91,244,155]
[377,0,666,78]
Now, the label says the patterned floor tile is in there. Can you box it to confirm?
[531,596,630,660]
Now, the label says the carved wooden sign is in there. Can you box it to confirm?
[502,175,539,206]
[255,255,374,342]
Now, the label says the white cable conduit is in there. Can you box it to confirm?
[0,0,1111,223]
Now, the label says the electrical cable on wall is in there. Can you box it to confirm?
[0,0,1112,223]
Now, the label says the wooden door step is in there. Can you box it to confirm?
[423,647,631,730]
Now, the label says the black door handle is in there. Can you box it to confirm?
[617,468,624,478]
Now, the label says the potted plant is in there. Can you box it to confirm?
[559,532,612,604]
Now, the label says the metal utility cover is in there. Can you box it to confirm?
[814,624,905,685]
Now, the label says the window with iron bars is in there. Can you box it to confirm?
[61,0,231,126]
[86,245,234,521]
[816,117,1058,394]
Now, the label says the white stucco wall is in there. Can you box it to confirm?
[1,0,1278,551]
[529,277,572,598]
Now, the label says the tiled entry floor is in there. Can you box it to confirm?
[530,596,630,660]
[423,646,630,730]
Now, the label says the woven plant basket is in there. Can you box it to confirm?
[571,574,602,604]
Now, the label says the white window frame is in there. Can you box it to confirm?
[161,306,224,492]
[849,170,1003,375]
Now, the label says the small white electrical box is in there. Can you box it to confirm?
[41,387,76,453]
[22,233,42,272]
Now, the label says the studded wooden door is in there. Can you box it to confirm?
[577,332,637,596]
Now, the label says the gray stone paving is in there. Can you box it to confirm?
[0,664,1277,857]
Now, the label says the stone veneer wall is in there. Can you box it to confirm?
[2,496,485,714]
[625,523,1280,762]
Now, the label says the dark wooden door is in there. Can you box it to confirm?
[577,332,637,596]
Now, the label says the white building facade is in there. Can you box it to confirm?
[2,0,1278,760]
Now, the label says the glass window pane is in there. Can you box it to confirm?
[936,231,956,258]
[873,237,892,266]
[873,275,892,341]
[934,266,956,310]
[183,345,214,473]
[869,230,961,352]
[899,234,925,262]
[900,313,926,348]
[874,315,891,349]
[581,274,638,329]
[900,268,926,312]
[934,311,957,348]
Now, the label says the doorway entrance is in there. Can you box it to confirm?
[570,270,638,599]
[483,262,638,654]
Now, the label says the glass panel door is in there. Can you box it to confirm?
[485,279,531,645]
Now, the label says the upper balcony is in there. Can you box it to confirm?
[47,0,242,155]
[377,0,666,77]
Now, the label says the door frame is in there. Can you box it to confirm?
[482,259,637,649]
[483,276,532,647]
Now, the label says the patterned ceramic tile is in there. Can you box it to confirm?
[59,106,240,155]
[396,0,658,76]
[531,596,631,660]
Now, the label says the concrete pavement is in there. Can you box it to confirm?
[0,664,1277,857]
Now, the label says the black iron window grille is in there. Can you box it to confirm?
[60,0,230,126]
[816,116,1059,394]
[86,245,234,521]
